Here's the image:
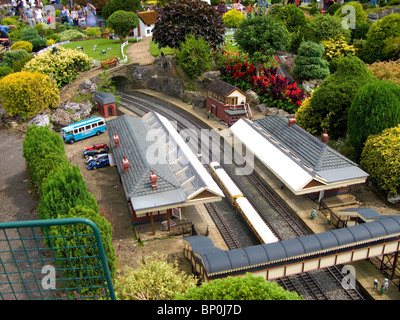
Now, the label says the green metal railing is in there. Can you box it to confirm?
[0,218,116,300]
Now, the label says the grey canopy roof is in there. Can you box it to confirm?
[185,215,400,275]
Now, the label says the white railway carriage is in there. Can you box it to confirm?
[236,197,279,244]
[209,162,243,205]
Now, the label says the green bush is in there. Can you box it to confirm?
[176,273,303,300]
[85,27,101,38]
[308,55,375,138]
[34,22,49,37]
[305,14,351,43]
[48,205,116,289]
[327,3,341,15]
[38,165,99,221]
[0,49,30,68]
[175,34,213,80]
[20,26,48,52]
[348,80,400,157]
[223,9,245,29]
[361,125,400,196]
[276,4,308,33]
[361,13,400,63]
[0,66,13,78]
[293,41,330,80]
[58,29,86,42]
[24,47,92,88]
[107,10,139,42]
[12,54,33,72]
[353,23,370,40]
[9,41,33,53]
[0,71,59,116]
[333,1,367,28]
[382,36,400,61]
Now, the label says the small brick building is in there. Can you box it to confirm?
[206,79,249,126]
[96,92,117,118]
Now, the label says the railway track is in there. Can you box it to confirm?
[116,89,366,300]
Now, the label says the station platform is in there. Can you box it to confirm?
[118,89,400,300]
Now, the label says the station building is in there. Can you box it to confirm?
[230,115,369,202]
[105,112,224,233]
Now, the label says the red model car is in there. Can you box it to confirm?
[84,144,109,152]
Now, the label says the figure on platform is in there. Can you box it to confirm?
[373,279,378,290]
[311,207,317,220]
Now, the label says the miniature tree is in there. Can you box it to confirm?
[106,10,139,42]
[293,41,330,80]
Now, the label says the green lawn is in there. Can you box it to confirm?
[60,38,138,61]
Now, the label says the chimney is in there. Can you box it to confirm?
[322,129,329,144]
[122,155,129,173]
[113,132,120,148]
[288,114,296,126]
[150,170,158,190]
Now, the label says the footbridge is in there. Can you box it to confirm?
[183,213,400,282]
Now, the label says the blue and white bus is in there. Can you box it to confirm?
[61,117,106,144]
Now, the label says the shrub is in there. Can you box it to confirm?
[102,0,142,20]
[34,22,49,37]
[175,34,213,81]
[107,10,139,42]
[333,1,367,27]
[0,66,13,78]
[361,125,400,196]
[367,59,400,86]
[276,4,308,33]
[293,41,330,80]
[85,27,101,38]
[223,9,245,29]
[9,41,33,53]
[309,55,375,138]
[361,13,400,63]
[114,252,197,300]
[305,14,351,43]
[0,71,59,116]
[58,29,86,42]
[353,22,370,40]
[348,80,400,157]
[38,165,99,221]
[48,205,116,289]
[382,36,400,61]
[327,3,341,15]
[20,26,48,52]
[296,93,322,135]
[12,54,33,72]
[24,47,92,88]
[152,0,225,49]
[176,273,303,300]
[321,34,356,62]
[1,49,30,68]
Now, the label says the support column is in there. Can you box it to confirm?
[150,212,155,235]
[167,208,171,231]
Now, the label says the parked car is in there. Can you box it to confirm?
[85,153,109,164]
[87,157,110,170]
[83,148,108,159]
[84,144,109,152]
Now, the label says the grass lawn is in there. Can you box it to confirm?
[60,38,138,61]
[150,40,176,57]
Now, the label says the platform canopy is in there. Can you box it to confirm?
[106,112,223,216]
[230,116,369,195]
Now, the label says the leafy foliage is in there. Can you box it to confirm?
[367,59,400,86]
[234,15,290,69]
[176,273,303,300]
[276,4,308,33]
[223,9,245,29]
[175,34,213,80]
[152,0,225,49]
[58,29,86,42]
[321,34,356,62]
[113,252,197,300]
[20,26,47,52]
[348,80,400,157]
[296,93,321,135]
[382,36,400,61]
[360,13,400,63]
[24,47,92,88]
[9,41,33,53]
[102,0,142,20]
[48,205,116,288]
[361,125,400,196]
[38,165,98,220]
[333,1,367,27]
[308,55,375,138]
[293,41,330,80]
[305,14,351,44]
[0,71,59,116]
[106,10,139,42]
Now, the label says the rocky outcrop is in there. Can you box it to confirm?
[367,6,400,21]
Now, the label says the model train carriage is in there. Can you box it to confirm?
[209,162,243,205]
[235,197,279,245]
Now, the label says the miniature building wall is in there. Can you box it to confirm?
[96,92,117,118]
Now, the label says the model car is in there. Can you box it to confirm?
[84,144,109,152]
[86,157,110,170]
[85,153,109,164]
[83,148,108,159]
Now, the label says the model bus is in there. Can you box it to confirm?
[61,117,106,144]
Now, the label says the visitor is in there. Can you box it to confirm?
[234,0,244,13]
[77,5,86,27]
[85,1,96,27]
[15,0,24,16]
[34,5,44,24]
[24,5,36,26]
[256,0,269,15]
[46,10,55,25]
[71,6,79,27]
[35,0,43,9]
[216,0,227,16]
[0,24,15,47]
[246,2,253,17]
[60,5,70,25]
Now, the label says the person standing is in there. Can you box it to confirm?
[85,1,96,27]
[24,5,36,26]
[256,0,269,16]
[71,6,78,26]
[60,5,70,25]
[77,5,86,27]
[246,2,253,18]
[217,0,227,16]
[34,5,44,24]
